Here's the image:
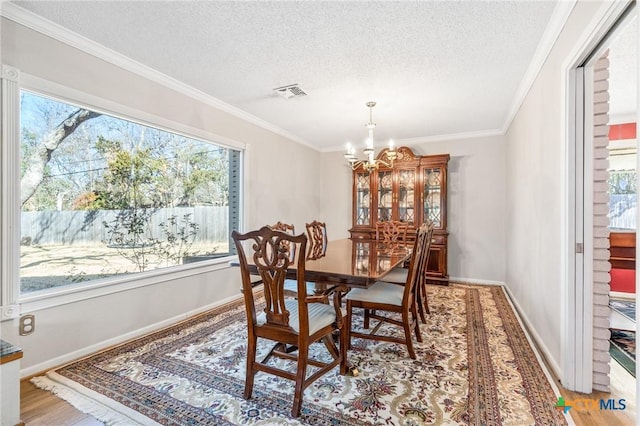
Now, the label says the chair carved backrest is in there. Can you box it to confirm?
[270,221,296,261]
[305,220,328,260]
[376,220,409,252]
[402,223,433,310]
[232,226,309,330]
[271,221,295,234]
[232,226,345,417]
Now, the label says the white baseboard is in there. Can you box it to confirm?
[449,277,506,286]
[447,278,563,381]
[21,293,243,378]
[445,278,567,420]
[501,285,562,380]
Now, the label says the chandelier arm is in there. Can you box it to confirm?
[345,101,396,171]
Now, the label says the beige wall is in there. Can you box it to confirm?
[414,136,507,283]
[505,0,610,375]
[318,150,353,239]
[1,0,614,384]
[320,135,508,283]
[0,18,322,373]
[0,16,509,371]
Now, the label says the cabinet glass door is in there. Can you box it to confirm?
[355,171,371,225]
[397,169,416,225]
[377,170,393,222]
[423,167,442,228]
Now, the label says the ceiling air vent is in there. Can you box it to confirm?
[274,84,307,99]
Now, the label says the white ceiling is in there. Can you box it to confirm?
[7,1,569,151]
[609,15,638,123]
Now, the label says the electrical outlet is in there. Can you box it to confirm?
[19,314,35,336]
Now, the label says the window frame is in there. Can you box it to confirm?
[1,66,246,317]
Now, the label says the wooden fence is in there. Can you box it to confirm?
[21,206,229,246]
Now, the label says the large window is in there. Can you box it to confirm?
[19,90,241,295]
[608,133,636,230]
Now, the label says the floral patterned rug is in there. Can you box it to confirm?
[32,284,568,425]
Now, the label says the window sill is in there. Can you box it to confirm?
[13,255,238,316]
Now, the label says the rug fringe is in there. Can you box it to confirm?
[31,373,161,426]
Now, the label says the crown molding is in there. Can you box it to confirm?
[1,1,582,155]
[397,128,505,146]
[321,128,505,152]
[318,0,579,155]
[0,2,317,151]
[501,0,578,133]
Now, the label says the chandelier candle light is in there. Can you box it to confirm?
[345,101,397,171]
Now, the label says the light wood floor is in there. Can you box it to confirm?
[558,360,636,425]
[20,360,636,425]
[20,379,103,426]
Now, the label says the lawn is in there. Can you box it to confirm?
[20,243,227,293]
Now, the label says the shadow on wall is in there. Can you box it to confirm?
[446,155,462,278]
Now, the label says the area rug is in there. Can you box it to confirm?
[32,284,568,425]
[610,299,636,322]
[610,328,636,378]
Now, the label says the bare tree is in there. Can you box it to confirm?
[21,108,101,206]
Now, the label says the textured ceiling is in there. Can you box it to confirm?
[10,1,564,151]
[609,15,638,123]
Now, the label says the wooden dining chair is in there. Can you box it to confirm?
[306,226,328,260]
[343,223,432,359]
[305,220,327,253]
[272,221,295,234]
[377,223,433,322]
[266,221,319,297]
[375,220,409,252]
[271,221,296,259]
[248,222,296,289]
[232,226,347,417]
[305,220,329,291]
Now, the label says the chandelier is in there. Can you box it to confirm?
[344,101,397,171]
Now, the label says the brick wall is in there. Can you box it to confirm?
[591,50,611,392]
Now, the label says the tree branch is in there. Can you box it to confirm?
[21,109,101,207]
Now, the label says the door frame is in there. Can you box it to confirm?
[563,0,635,392]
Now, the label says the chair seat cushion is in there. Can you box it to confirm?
[257,299,337,335]
[380,267,408,284]
[283,279,320,295]
[345,281,404,306]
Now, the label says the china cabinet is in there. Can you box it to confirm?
[349,147,450,284]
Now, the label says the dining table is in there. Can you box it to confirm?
[303,238,411,286]
[231,238,412,289]
[230,237,412,375]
